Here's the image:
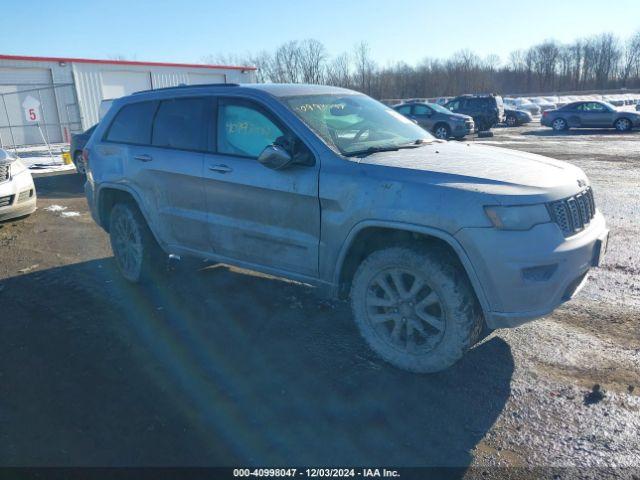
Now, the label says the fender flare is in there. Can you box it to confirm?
[96,183,165,248]
[332,220,491,319]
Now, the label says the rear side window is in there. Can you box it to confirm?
[105,101,157,145]
[395,105,412,115]
[152,97,209,151]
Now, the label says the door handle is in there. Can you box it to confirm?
[133,154,153,162]
[209,164,233,174]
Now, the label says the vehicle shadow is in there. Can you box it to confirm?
[0,258,514,467]
[33,172,85,199]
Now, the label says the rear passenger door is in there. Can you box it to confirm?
[202,97,320,277]
[104,97,210,251]
[146,96,211,251]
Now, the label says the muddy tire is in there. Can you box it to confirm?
[109,202,165,283]
[350,246,483,373]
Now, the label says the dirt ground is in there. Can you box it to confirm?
[0,122,638,473]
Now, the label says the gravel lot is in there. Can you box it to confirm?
[0,123,638,473]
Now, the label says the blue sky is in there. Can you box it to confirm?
[1,0,639,66]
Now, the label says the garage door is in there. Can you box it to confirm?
[0,66,62,145]
[188,72,226,85]
[101,70,152,99]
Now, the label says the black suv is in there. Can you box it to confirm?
[444,94,505,131]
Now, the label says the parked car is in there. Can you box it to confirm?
[0,149,37,222]
[541,101,640,132]
[84,83,609,373]
[444,94,505,131]
[504,108,533,127]
[511,98,541,115]
[70,124,97,174]
[636,103,640,111]
[393,102,474,139]
[529,97,556,111]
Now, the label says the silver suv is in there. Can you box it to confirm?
[84,84,609,373]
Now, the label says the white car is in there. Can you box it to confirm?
[0,149,37,222]
[512,98,541,115]
[529,97,556,111]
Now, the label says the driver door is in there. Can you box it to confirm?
[202,97,320,277]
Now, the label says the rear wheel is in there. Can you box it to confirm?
[552,118,568,131]
[350,246,483,373]
[614,118,632,132]
[109,202,165,283]
[432,124,451,140]
[74,152,86,175]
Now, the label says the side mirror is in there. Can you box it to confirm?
[257,144,294,170]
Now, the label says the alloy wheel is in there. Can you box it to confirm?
[365,268,446,353]
[112,211,143,280]
[434,126,449,139]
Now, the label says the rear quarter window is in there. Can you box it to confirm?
[105,101,157,145]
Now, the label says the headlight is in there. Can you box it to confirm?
[484,204,551,230]
[10,159,27,176]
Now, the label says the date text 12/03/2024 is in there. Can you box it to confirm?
[233,468,400,478]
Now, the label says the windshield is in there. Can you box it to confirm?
[284,94,433,155]
[427,103,452,114]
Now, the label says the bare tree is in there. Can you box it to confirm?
[621,31,640,86]
[298,39,327,84]
[353,41,375,94]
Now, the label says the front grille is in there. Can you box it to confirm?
[18,189,33,203]
[0,163,9,182]
[548,187,596,237]
[0,194,14,207]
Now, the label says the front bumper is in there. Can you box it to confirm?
[0,169,37,222]
[452,121,475,136]
[456,212,608,329]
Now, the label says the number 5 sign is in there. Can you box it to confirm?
[22,95,42,123]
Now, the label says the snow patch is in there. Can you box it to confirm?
[60,211,80,218]
[44,205,67,212]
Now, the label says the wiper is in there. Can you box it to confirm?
[344,140,429,158]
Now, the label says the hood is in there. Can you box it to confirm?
[447,112,472,121]
[357,141,587,202]
[0,149,17,165]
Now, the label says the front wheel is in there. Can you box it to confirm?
[614,118,632,132]
[350,246,483,373]
[506,115,517,127]
[432,124,450,140]
[109,202,164,283]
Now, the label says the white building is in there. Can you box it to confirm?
[0,54,257,146]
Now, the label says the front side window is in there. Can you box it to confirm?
[106,101,157,145]
[152,97,209,151]
[285,94,432,156]
[413,104,432,116]
[217,100,284,158]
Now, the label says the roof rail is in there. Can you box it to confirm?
[132,83,240,95]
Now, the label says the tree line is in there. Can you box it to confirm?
[205,31,640,100]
